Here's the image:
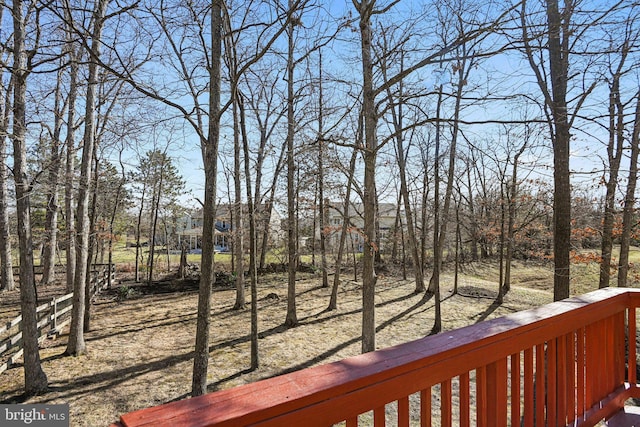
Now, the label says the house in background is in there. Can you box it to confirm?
[176,204,282,253]
[322,202,402,253]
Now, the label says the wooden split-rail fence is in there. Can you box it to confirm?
[0,264,115,374]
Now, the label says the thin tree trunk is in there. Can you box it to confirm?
[430,86,443,332]
[383,54,424,293]
[599,66,625,289]
[318,52,329,289]
[239,91,259,369]
[148,159,165,284]
[134,184,146,282]
[84,153,99,333]
[42,68,64,286]
[108,154,127,289]
[0,73,13,292]
[498,181,506,304]
[328,147,359,311]
[504,131,528,293]
[454,195,460,294]
[64,27,78,294]
[466,159,479,261]
[232,93,245,310]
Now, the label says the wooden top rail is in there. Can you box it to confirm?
[111,287,640,427]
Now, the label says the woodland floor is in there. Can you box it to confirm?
[0,261,608,426]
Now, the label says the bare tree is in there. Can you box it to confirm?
[64,10,79,293]
[284,0,299,327]
[66,0,110,356]
[599,13,639,288]
[380,49,425,293]
[519,0,609,300]
[40,66,65,285]
[11,0,48,394]
[351,0,382,353]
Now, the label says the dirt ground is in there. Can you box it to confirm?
[0,263,560,426]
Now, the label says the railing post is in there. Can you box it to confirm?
[629,307,637,385]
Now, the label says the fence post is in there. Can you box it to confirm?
[108,263,112,289]
[51,296,57,333]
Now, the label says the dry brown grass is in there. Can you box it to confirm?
[0,261,597,426]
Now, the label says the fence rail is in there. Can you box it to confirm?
[0,264,115,374]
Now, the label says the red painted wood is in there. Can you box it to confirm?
[109,289,640,427]
[374,406,385,426]
[476,366,486,427]
[586,323,596,410]
[615,312,625,388]
[397,396,409,427]
[511,352,521,425]
[579,383,640,426]
[566,332,576,425]
[441,379,452,427]
[535,343,545,427]
[486,359,507,427]
[523,348,534,427]
[578,326,586,419]
[420,389,431,427]
[606,316,615,393]
[630,307,637,384]
[548,338,557,425]
[557,335,567,425]
[459,372,470,427]
[346,416,358,427]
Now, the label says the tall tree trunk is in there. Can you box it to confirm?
[284,1,298,327]
[618,97,640,288]
[524,0,573,300]
[66,0,109,356]
[12,0,48,394]
[192,0,222,397]
[354,0,378,353]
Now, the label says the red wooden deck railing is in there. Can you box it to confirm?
[110,287,640,427]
